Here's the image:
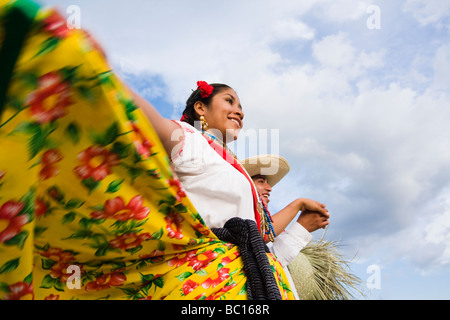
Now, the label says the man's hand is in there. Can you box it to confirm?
[296,199,330,233]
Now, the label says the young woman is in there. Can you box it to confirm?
[0,1,294,300]
[133,82,331,299]
[135,82,329,241]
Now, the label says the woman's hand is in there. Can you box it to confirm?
[295,198,330,232]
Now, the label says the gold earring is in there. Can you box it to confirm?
[200,115,208,131]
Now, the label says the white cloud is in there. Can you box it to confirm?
[315,0,373,22]
[431,44,450,93]
[234,27,450,276]
[403,0,450,26]
[311,32,385,84]
[312,32,357,68]
[269,18,316,41]
[391,189,450,273]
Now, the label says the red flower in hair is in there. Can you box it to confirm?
[197,81,214,98]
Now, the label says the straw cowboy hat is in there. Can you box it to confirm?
[240,154,290,187]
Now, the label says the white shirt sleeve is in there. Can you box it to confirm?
[269,222,312,267]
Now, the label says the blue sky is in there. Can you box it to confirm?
[40,0,450,299]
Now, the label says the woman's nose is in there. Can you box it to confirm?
[234,107,244,120]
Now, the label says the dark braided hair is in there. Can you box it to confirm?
[180,83,232,127]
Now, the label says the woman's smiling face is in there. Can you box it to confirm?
[196,87,244,143]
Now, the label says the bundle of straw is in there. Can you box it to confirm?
[287,240,363,300]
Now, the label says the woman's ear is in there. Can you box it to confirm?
[193,101,206,117]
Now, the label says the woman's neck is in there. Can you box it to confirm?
[203,130,227,146]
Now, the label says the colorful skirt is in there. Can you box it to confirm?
[0,0,294,300]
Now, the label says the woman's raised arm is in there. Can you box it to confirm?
[128,88,182,157]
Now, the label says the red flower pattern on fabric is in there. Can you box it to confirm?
[167,250,196,268]
[49,261,80,283]
[0,201,28,243]
[182,279,199,296]
[74,145,120,181]
[168,178,187,202]
[192,222,210,236]
[39,247,76,263]
[141,249,165,259]
[165,212,184,239]
[3,282,33,300]
[91,195,150,221]
[42,10,69,38]
[188,250,218,271]
[39,247,79,284]
[85,271,127,291]
[25,72,72,124]
[130,122,153,158]
[201,268,230,289]
[109,232,151,250]
[40,148,63,180]
[35,198,48,218]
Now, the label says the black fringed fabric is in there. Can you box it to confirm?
[212,217,282,300]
